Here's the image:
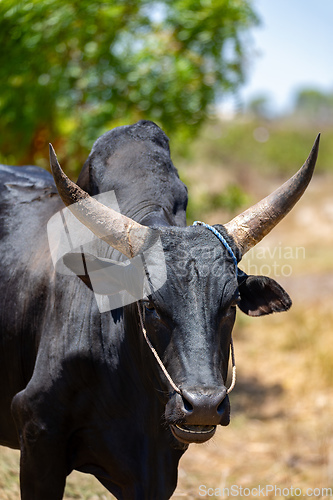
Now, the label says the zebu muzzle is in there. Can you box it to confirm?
[166,389,230,445]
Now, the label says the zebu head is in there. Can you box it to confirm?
[49,124,319,446]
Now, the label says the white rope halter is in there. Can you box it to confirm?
[137,302,236,395]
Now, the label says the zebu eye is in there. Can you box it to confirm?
[144,301,156,312]
[230,295,240,308]
[227,291,240,309]
[220,291,240,312]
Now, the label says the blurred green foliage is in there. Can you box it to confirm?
[178,106,333,220]
[294,87,333,125]
[0,0,257,173]
[185,117,332,175]
[186,182,251,222]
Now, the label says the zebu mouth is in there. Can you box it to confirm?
[170,424,216,444]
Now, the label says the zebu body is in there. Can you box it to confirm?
[0,121,319,499]
[0,122,188,498]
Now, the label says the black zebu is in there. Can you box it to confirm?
[0,121,319,499]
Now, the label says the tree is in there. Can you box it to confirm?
[247,94,273,120]
[293,88,333,125]
[0,0,258,172]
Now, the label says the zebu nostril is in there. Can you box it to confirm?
[217,397,227,415]
[178,388,228,425]
[217,394,230,426]
[181,394,194,413]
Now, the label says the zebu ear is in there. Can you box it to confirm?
[237,272,292,317]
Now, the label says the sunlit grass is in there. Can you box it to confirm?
[64,472,113,499]
[0,448,20,500]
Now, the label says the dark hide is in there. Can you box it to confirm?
[0,121,290,500]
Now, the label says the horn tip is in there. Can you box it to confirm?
[304,133,320,175]
[49,143,62,177]
[313,133,320,154]
[49,143,56,159]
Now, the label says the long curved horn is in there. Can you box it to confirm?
[49,144,154,258]
[224,134,320,256]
